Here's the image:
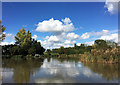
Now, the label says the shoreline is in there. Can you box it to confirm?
[2,54,119,64]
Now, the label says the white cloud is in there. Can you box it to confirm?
[48,35,59,42]
[80,29,109,40]
[38,40,52,49]
[85,41,94,45]
[44,36,49,39]
[104,0,118,14]
[67,32,79,40]
[10,41,15,44]
[38,37,76,49]
[35,17,118,49]
[35,18,75,33]
[64,40,71,44]
[102,29,109,33]
[81,33,90,39]
[4,33,15,41]
[95,29,109,36]
[100,33,118,42]
[73,40,76,43]
[6,33,12,37]
[62,17,71,24]
[0,33,15,46]
[35,18,81,49]
[0,42,9,45]
[77,43,81,46]
[0,41,15,46]
[32,35,37,40]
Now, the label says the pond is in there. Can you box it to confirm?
[2,58,119,83]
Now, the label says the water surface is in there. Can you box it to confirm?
[2,58,119,83]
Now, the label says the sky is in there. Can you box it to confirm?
[1,2,118,49]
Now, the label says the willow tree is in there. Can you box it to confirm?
[0,20,6,41]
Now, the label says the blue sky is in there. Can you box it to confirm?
[1,2,118,49]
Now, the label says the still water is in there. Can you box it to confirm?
[2,58,119,83]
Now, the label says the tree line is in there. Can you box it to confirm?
[2,28,45,58]
[45,39,120,63]
[46,39,118,55]
[1,20,120,63]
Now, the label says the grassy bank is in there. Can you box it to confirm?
[2,54,45,60]
[2,46,120,64]
[78,47,120,64]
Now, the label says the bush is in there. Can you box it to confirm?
[24,54,33,59]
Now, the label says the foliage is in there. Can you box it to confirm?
[2,28,45,59]
[79,40,120,63]
[94,39,108,50]
[28,47,36,56]
[0,20,6,41]
[49,39,119,63]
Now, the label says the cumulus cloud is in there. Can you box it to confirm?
[64,40,76,45]
[104,0,119,14]
[85,41,94,45]
[44,36,49,39]
[77,43,81,46]
[3,33,15,42]
[64,40,71,44]
[62,18,71,24]
[39,36,76,49]
[40,32,78,49]
[32,35,37,40]
[67,32,79,40]
[83,29,118,45]
[38,40,52,49]
[35,17,118,48]
[39,29,118,48]
[35,17,80,49]
[95,29,109,36]
[35,18,75,33]
[102,29,109,33]
[0,33,15,46]
[81,33,90,39]
[48,35,59,42]
[80,29,109,40]
[5,33,14,39]
[0,41,15,46]
[100,33,118,42]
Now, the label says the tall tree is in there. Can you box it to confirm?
[13,28,45,56]
[0,20,6,41]
[94,39,108,50]
[15,28,32,46]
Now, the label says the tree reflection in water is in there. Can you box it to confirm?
[82,62,119,81]
[2,59,44,83]
[2,58,119,83]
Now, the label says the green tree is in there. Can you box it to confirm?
[74,43,77,48]
[59,46,64,54]
[9,28,45,56]
[15,28,32,46]
[9,46,19,55]
[28,47,36,56]
[14,28,32,55]
[46,49,51,55]
[0,20,6,41]
[94,39,108,50]
[106,40,118,48]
